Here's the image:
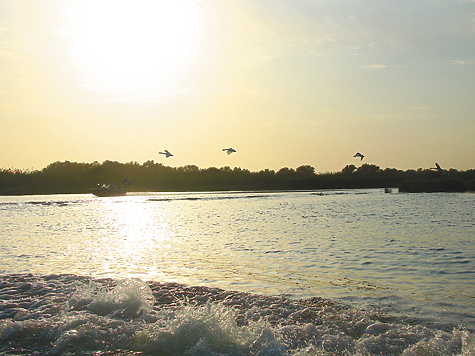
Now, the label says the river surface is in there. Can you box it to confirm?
[1,189,475,355]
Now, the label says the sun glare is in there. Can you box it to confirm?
[66,0,203,96]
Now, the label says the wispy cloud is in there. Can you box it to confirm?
[447,59,474,65]
[362,64,388,69]
[233,0,475,59]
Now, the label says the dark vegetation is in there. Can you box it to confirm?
[1,160,474,195]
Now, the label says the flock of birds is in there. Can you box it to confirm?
[160,148,360,160]
[158,149,445,174]
[159,148,237,159]
[352,152,445,173]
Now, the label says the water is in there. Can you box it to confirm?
[1,189,475,355]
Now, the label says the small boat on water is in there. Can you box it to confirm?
[89,182,127,197]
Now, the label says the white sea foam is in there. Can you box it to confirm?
[1,274,474,355]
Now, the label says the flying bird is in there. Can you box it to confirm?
[430,162,447,174]
[159,150,173,158]
[223,148,236,155]
[353,152,364,161]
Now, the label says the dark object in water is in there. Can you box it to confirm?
[89,182,126,197]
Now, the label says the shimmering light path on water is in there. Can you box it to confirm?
[1,189,474,328]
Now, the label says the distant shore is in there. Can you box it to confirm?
[1,160,474,195]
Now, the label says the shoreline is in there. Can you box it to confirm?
[2,160,474,195]
[3,185,475,197]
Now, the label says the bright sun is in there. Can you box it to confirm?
[67,0,203,96]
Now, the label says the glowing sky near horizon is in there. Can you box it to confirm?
[0,0,474,173]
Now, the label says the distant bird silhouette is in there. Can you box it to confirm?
[223,148,236,155]
[430,162,447,174]
[353,152,364,161]
[159,150,173,158]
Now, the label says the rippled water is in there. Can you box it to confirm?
[1,189,475,332]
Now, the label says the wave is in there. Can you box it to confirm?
[145,193,277,203]
[1,274,474,355]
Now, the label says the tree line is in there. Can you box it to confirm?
[1,160,474,195]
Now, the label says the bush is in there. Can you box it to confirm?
[399,179,466,193]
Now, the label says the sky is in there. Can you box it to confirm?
[1,0,474,173]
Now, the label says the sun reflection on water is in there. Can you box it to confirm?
[91,197,177,279]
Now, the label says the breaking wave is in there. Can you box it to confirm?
[1,274,474,355]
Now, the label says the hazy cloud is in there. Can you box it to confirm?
[363,64,388,69]
[448,59,474,65]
